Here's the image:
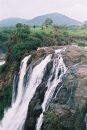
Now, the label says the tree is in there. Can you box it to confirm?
[16,23,30,41]
[16,23,23,31]
[83,21,87,28]
[43,112,61,130]
[42,18,53,27]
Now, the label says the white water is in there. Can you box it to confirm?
[0,61,5,66]
[0,54,52,130]
[36,52,67,130]
[12,55,31,104]
[0,55,30,130]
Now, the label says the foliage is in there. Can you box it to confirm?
[43,112,61,130]
[16,23,30,41]
[0,42,7,53]
[78,41,86,46]
[11,38,42,60]
[42,18,53,27]
[83,21,87,29]
[0,64,7,74]
[0,86,12,120]
[1,24,87,127]
[0,27,16,53]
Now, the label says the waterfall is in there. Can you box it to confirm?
[0,55,30,130]
[36,51,67,130]
[0,47,67,130]
[0,54,52,130]
[0,61,5,66]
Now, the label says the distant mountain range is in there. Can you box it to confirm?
[0,13,83,27]
[0,18,27,27]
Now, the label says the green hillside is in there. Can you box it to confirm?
[0,18,28,27]
[0,13,82,27]
[27,13,82,26]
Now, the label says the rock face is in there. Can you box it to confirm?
[1,46,87,130]
[24,60,53,130]
[24,46,87,130]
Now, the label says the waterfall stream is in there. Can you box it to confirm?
[0,55,30,130]
[0,48,67,130]
[0,61,5,66]
[36,51,67,130]
[0,54,52,130]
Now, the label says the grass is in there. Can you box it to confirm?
[67,29,87,37]
[66,50,71,52]
[30,27,53,34]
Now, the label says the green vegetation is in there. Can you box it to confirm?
[0,13,82,26]
[0,22,87,121]
[78,41,86,46]
[43,112,61,130]
[0,23,87,55]
[0,27,16,53]
[0,86,12,120]
[42,18,53,27]
[66,50,71,52]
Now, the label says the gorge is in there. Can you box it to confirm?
[0,45,87,130]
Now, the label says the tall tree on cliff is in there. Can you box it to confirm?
[42,18,53,27]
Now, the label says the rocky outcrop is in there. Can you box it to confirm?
[52,46,87,130]
[24,45,87,130]
[24,60,53,130]
[1,45,87,130]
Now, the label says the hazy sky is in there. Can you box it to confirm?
[0,0,87,22]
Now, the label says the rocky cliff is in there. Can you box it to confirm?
[0,45,87,130]
[24,45,87,130]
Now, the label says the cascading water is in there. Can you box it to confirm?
[0,54,52,130]
[0,47,67,130]
[0,61,5,66]
[36,50,67,130]
[0,55,30,130]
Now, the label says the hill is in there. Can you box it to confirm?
[0,18,28,27]
[27,13,82,26]
[0,13,82,27]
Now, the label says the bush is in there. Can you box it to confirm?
[83,36,87,40]
[11,38,42,61]
[58,38,62,46]
[0,64,8,74]
[0,86,12,120]
[34,32,45,41]
[78,41,86,46]
[43,112,61,130]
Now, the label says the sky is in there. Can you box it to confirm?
[0,0,87,22]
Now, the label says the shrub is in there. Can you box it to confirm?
[11,38,42,61]
[34,32,45,41]
[0,86,12,120]
[78,41,86,46]
[0,64,7,74]
[83,36,87,40]
[58,38,62,46]
[43,112,61,130]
